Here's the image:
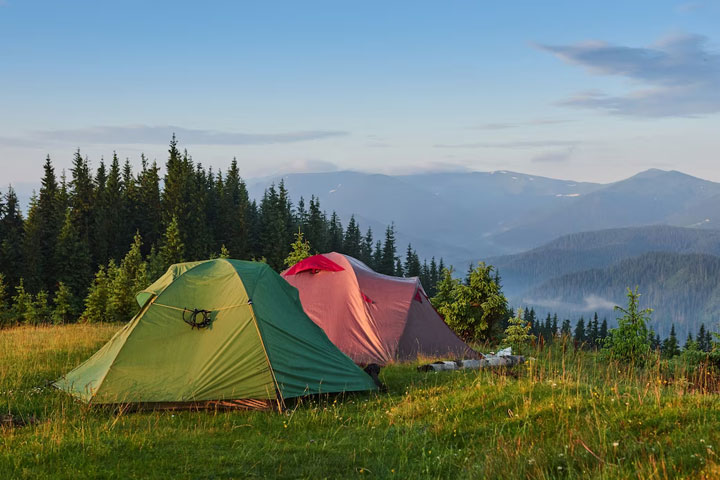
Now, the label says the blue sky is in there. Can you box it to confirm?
[1,0,718,186]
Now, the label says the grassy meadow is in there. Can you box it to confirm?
[1,324,719,479]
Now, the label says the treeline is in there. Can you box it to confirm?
[527,251,720,336]
[520,307,716,358]
[0,137,445,326]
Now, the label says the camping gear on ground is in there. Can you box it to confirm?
[282,253,480,365]
[417,348,525,371]
[54,259,377,410]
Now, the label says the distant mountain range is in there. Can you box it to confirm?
[248,168,720,268]
[487,225,720,335]
[247,169,720,334]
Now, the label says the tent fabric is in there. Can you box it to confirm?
[284,255,345,276]
[282,253,480,365]
[55,259,376,407]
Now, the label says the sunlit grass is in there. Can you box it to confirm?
[1,324,719,479]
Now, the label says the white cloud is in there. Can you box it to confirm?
[538,33,720,117]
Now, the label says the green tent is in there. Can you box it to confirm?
[54,259,376,410]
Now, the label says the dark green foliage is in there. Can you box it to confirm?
[24,157,63,292]
[0,187,25,291]
[662,324,680,359]
[343,215,361,258]
[217,159,250,259]
[160,217,185,270]
[55,210,92,312]
[327,212,343,252]
[404,244,421,278]
[431,263,508,341]
[379,224,397,275]
[561,318,572,337]
[52,282,76,324]
[359,228,374,266]
[574,317,586,345]
[602,287,652,362]
[305,196,327,253]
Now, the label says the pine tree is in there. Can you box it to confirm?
[600,318,608,342]
[0,273,9,326]
[589,313,600,349]
[27,290,52,325]
[83,265,110,323]
[343,215,362,258]
[259,184,292,270]
[284,230,312,267]
[12,279,33,323]
[574,317,587,345]
[395,258,404,277]
[219,244,230,259]
[55,210,92,312]
[359,228,374,266]
[52,282,75,324]
[504,308,533,352]
[160,216,185,269]
[23,157,63,292]
[328,211,343,252]
[698,324,710,352]
[561,319,572,337]
[136,156,162,255]
[404,244,421,278]
[685,331,699,352]
[551,314,558,338]
[602,287,652,362]
[217,158,250,259]
[0,186,25,290]
[68,150,95,264]
[306,196,327,253]
[107,233,148,323]
[372,240,383,271]
[379,224,397,275]
[662,324,680,359]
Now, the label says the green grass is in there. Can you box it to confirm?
[1,325,719,479]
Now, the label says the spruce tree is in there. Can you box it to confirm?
[24,157,63,292]
[284,230,312,267]
[343,215,362,258]
[698,324,709,352]
[12,279,32,323]
[404,244,421,278]
[574,317,586,345]
[83,265,110,323]
[600,318,608,342]
[602,287,652,362]
[217,159,249,259]
[69,150,95,264]
[28,290,52,325]
[395,258,404,277]
[0,273,9,326]
[160,216,185,269]
[306,196,327,253]
[662,324,680,359]
[0,187,25,290]
[379,224,397,275]
[328,211,343,252]
[504,308,533,352]
[107,233,148,322]
[551,314,558,338]
[136,156,162,254]
[561,319,572,337]
[359,228,374,266]
[55,210,92,312]
[52,282,75,324]
[372,240,383,271]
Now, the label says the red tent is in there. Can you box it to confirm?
[282,252,479,365]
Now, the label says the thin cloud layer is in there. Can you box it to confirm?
[538,34,720,117]
[436,140,582,149]
[28,125,349,146]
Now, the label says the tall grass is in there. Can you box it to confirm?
[1,325,719,479]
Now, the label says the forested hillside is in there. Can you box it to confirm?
[0,138,443,326]
[525,252,720,337]
[490,225,720,296]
